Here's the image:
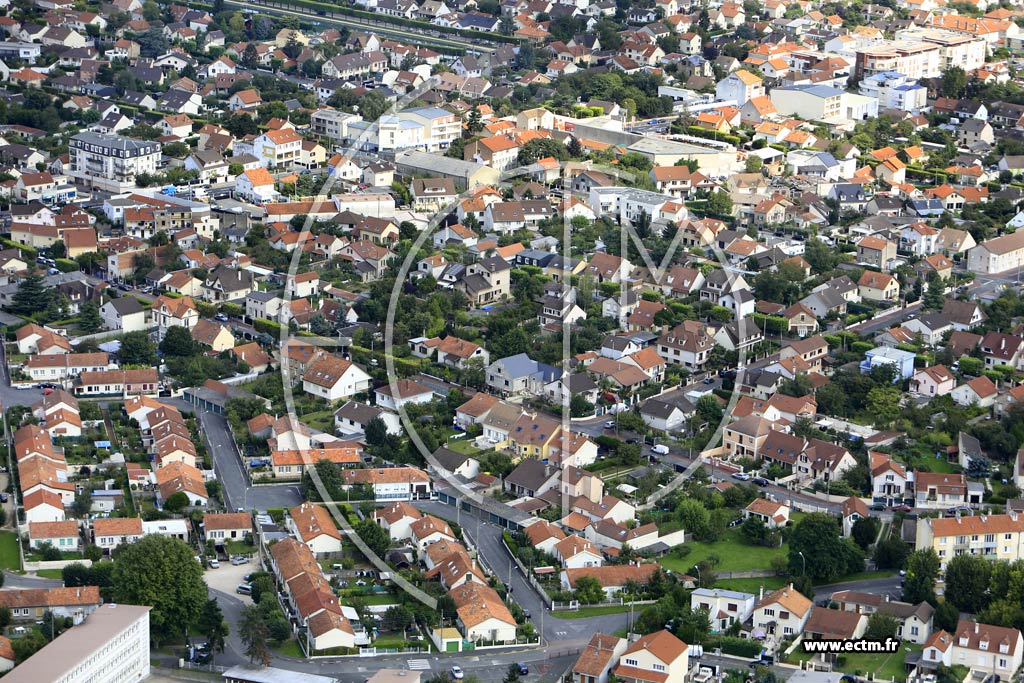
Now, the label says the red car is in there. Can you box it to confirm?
[890,505,912,512]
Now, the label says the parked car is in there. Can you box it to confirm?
[230,556,248,566]
[752,477,769,487]
[651,444,670,455]
[236,584,252,595]
[869,503,886,511]
[603,420,616,429]
[451,667,465,680]
[207,558,219,569]
[515,664,529,675]
[731,472,751,481]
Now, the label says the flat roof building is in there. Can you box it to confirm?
[2,603,151,683]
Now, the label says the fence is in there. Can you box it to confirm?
[551,597,658,612]
[23,558,93,572]
[501,537,554,606]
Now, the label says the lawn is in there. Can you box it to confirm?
[273,639,304,658]
[713,576,788,593]
[658,529,785,574]
[36,569,63,580]
[301,410,335,433]
[788,642,921,682]
[0,531,19,570]
[344,593,398,606]
[551,605,632,619]
[445,438,486,456]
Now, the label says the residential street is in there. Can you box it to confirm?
[196,410,303,512]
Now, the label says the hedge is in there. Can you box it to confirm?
[749,313,787,335]
[704,635,763,658]
[55,258,78,273]
[253,318,285,336]
[0,238,36,256]
[686,126,741,146]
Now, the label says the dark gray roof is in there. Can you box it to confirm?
[504,458,557,492]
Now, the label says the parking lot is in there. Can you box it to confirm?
[204,556,257,602]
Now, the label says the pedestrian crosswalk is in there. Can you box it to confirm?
[407,660,431,671]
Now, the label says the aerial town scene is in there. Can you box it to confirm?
[3,0,1024,682]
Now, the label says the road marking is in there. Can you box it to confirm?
[407,660,431,670]
[556,631,568,637]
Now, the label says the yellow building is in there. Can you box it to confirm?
[916,512,1024,569]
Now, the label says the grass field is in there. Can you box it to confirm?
[658,529,785,574]
[36,569,63,580]
[344,593,398,606]
[550,605,632,619]
[0,531,20,570]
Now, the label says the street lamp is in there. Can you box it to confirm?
[798,551,806,576]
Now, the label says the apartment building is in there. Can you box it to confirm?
[952,620,1024,680]
[253,129,302,168]
[350,107,460,153]
[967,230,1024,275]
[915,512,1024,568]
[854,41,942,81]
[859,71,928,113]
[68,131,161,193]
[896,27,986,73]
[2,604,151,683]
[310,109,363,143]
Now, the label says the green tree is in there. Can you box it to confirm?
[804,238,839,274]
[239,604,272,666]
[873,538,909,570]
[943,553,992,613]
[164,491,190,513]
[160,326,196,357]
[865,611,899,640]
[62,562,90,587]
[941,66,967,98]
[866,387,901,427]
[119,331,157,365]
[72,489,93,518]
[903,548,940,605]
[788,513,864,581]
[706,190,733,216]
[573,575,605,604]
[77,301,103,333]
[355,518,390,558]
[851,516,880,550]
[365,416,388,447]
[9,272,53,316]
[112,535,207,644]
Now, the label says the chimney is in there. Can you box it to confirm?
[975,623,980,634]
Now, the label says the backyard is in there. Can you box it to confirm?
[658,528,787,575]
[786,641,923,682]
[0,531,19,570]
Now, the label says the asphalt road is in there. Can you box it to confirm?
[813,575,903,601]
[196,410,303,512]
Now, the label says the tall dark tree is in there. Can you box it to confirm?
[239,604,271,666]
[120,330,157,365]
[112,535,206,644]
[903,549,940,605]
[788,513,864,582]
[9,272,53,315]
[77,301,103,334]
[943,553,992,613]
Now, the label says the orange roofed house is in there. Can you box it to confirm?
[340,466,431,501]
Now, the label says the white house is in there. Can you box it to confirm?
[302,356,373,402]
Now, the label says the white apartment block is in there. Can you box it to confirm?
[895,28,987,73]
[859,72,928,112]
[69,132,161,193]
[589,186,680,225]
[3,604,151,683]
[310,109,364,143]
[350,107,460,153]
